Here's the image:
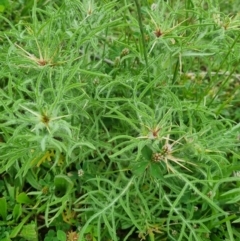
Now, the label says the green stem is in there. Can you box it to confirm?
[134,0,154,107]
[134,0,149,75]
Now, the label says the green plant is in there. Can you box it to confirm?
[0,0,240,240]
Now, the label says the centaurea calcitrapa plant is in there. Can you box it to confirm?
[0,0,240,240]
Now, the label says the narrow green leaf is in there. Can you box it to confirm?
[13,204,22,221]
[0,197,7,221]
[233,217,240,223]
[181,51,215,56]
[10,213,32,238]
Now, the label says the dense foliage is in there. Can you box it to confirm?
[0,0,240,240]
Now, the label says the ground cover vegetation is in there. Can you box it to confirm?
[0,0,240,240]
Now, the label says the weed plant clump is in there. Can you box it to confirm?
[0,0,240,240]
